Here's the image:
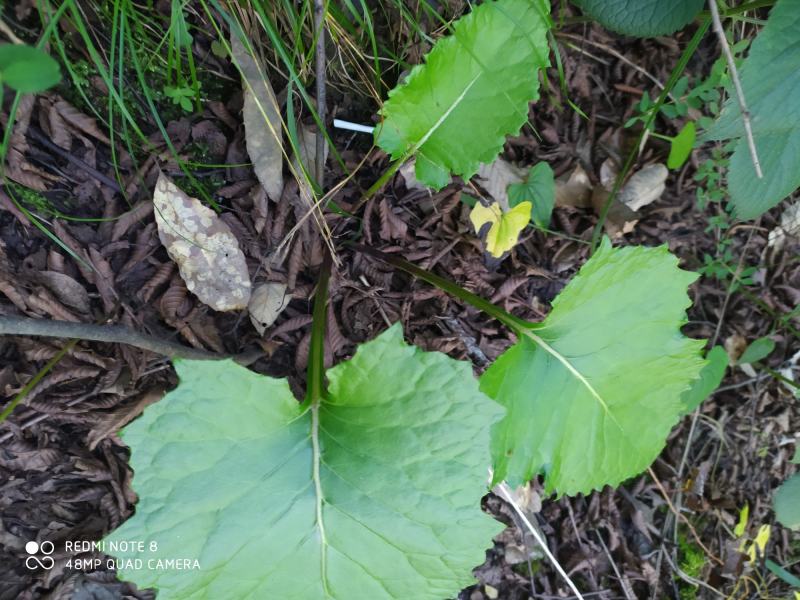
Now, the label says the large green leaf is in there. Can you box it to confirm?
[701,0,800,219]
[375,0,550,189]
[106,325,502,599]
[573,0,704,37]
[774,473,800,530]
[481,239,706,494]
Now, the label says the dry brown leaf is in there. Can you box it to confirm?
[87,387,166,450]
[592,158,640,237]
[768,201,800,250]
[231,32,284,202]
[54,100,111,145]
[399,159,430,192]
[618,163,668,211]
[474,158,527,209]
[153,173,251,311]
[31,270,91,314]
[292,123,328,207]
[555,164,592,208]
[248,282,291,335]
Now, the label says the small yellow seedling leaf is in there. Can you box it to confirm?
[740,524,771,562]
[153,174,251,311]
[470,201,532,258]
[734,504,749,537]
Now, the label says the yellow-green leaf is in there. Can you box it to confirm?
[470,201,532,258]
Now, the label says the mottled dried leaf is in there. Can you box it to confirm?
[231,33,284,202]
[247,282,290,335]
[153,174,251,311]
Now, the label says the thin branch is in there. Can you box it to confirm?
[0,316,260,364]
[709,0,763,178]
[314,0,327,187]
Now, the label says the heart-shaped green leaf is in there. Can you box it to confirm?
[482,239,706,494]
[107,325,502,598]
[376,0,551,189]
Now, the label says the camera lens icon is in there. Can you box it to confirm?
[25,540,54,570]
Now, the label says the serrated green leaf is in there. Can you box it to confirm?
[0,44,60,92]
[481,239,706,494]
[508,162,555,228]
[106,324,502,599]
[668,122,696,170]
[680,345,727,414]
[572,0,704,37]
[375,0,550,189]
[701,0,800,219]
[774,473,800,530]
[738,336,775,365]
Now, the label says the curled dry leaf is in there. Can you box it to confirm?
[768,201,800,251]
[399,159,430,192]
[555,164,592,208]
[618,163,668,211]
[231,32,284,202]
[292,123,328,206]
[248,282,291,335]
[31,270,91,314]
[153,173,251,311]
[474,158,527,209]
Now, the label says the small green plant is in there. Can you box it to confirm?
[163,83,196,112]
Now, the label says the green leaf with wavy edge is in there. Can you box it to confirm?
[679,345,727,415]
[774,473,800,530]
[481,239,706,494]
[375,0,550,190]
[738,336,775,365]
[701,0,800,219]
[573,0,704,37]
[508,162,555,228]
[106,324,502,599]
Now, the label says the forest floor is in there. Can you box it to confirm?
[0,1,798,599]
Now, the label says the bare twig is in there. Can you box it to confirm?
[708,0,763,178]
[314,0,327,187]
[0,18,24,44]
[0,316,260,364]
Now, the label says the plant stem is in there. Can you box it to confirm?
[0,339,76,424]
[0,316,260,363]
[351,244,531,333]
[708,0,762,178]
[305,251,333,407]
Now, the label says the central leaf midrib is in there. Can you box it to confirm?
[519,328,620,426]
[310,401,331,597]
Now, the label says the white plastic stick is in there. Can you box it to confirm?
[493,479,585,600]
[333,119,375,134]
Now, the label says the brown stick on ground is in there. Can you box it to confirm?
[0,316,260,364]
[708,0,763,179]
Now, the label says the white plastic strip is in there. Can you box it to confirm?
[333,119,375,134]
